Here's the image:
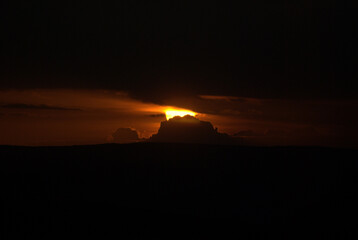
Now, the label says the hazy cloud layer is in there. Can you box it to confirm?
[0,89,170,145]
[0,89,356,148]
[1,103,81,111]
[148,113,166,118]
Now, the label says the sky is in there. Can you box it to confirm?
[0,1,357,147]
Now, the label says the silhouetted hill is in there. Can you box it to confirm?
[2,143,357,239]
[150,115,233,144]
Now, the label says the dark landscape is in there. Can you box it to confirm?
[3,143,357,238]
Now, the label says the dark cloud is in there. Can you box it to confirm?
[165,96,358,129]
[1,104,81,111]
[148,114,166,118]
[9,113,30,117]
[150,115,233,145]
[199,95,244,102]
[111,128,139,144]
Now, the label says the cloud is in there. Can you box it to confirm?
[148,113,166,118]
[111,128,140,143]
[199,95,243,102]
[150,115,233,145]
[1,103,81,111]
[0,89,356,148]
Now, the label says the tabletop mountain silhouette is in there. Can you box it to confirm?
[149,115,233,144]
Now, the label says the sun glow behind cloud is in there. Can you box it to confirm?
[165,108,196,120]
[1,89,352,148]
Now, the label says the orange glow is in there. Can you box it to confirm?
[165,108,196,120]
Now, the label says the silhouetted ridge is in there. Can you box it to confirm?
[150,115,233,144]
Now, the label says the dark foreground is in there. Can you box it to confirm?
[2,143,357,239]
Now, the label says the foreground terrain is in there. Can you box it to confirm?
[2,143,357,239]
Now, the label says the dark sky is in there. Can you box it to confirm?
[1,0,357,103]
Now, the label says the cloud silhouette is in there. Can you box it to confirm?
[1,103,81,111]
[148,113,166,118]
[111,128,139,143]
[150,115,233,144]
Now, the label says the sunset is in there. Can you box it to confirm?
[2,0,357,238]
[164,108,196,120]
